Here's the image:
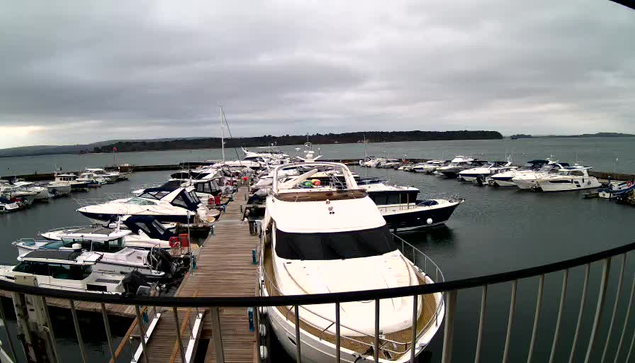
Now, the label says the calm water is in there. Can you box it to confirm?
[0,166,634,362]
[1,137,635,176]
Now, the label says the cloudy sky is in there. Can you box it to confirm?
[0,0,634,148]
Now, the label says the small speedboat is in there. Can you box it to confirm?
[459,161,516,183]
[360,182,463,231]
[40,216,174,250]
[599,181,635,199]
[0,197,22,213]
[411,160,446,174]
[46,181,72,198]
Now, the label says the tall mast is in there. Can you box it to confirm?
[219,105,225,162]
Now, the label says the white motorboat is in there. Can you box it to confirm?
[13,236,173,279]
[360,182,463,231]
[598,181,635,199]
[458,161,516,183]
[536,167,601,192]
[436,156,482,178]
[46,181,72,197]
[0,249,125,294]
[55,173,91,191]
[259,162,445,362]
[12,181,51,202]
[511,162,580,190]
[39,216,174,250]
[77,186,213,223]
[85,168,120,183]
[0,181,38,204]
[488,159,550,187]
[77,172,107,187]
[0,196,21,213]
[411,160,446,174]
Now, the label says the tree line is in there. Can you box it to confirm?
[92,130,503,153]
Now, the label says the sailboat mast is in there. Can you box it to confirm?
[220,106,225,162]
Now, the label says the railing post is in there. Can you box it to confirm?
[502,280,518,363]
[0,297,18,362]
[211,307,226,363]
[374,299,380,363]
[134,305,149,363]
[335,302,341,363]
[172,307,186,363]
[101,303,117,363]
[549,269,568,363]
[614,270,635,363]
[410,294,418,363]
[569,264,590,363]
[584,258,612,363]
[601,253,626,362]
[527,275,544,363]
[474,285,487,363]
[69,300,88,363]
[441,290,457,363]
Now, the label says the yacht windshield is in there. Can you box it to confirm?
[275,227,397,260]
[126,198,157,205]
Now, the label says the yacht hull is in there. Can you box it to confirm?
[78,211,192,224]
[380,201,461,232]
[538,178,601,192]
[262,284,443,363]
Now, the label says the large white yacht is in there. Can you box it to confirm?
[488,159,550,187]
[536,167,601,192]
[511,162,579,190]
[259,162,444,362]
[77,186,209,223]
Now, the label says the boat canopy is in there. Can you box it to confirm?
[123,216,174,240]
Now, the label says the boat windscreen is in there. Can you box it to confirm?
[275,227,397,260]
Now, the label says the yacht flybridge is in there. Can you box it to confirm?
[259,162,444,362]
[77,186,209,223]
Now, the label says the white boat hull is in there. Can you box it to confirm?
[263,280,443,363]
[538,178,601,192]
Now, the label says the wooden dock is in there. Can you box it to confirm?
[139,187,260,363]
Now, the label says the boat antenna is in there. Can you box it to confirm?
[219,106,225,163]
[218,106,243,165]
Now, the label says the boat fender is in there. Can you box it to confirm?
[427,218,433,225]
[259,346,268,360]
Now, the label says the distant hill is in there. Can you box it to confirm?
[91,130,503,153]
[541,132,635,138]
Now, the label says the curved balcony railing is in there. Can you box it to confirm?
[0,240,633,363]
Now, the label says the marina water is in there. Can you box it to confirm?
[1,142,635,361]
[2,137,635,176]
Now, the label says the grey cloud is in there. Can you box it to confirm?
[0,0,634,147]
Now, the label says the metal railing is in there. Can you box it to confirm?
[0,241,633,362]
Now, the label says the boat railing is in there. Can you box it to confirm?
[1,239,635,362]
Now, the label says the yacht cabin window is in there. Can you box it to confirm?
[13,262,92,280]
[570,170,585,176]
[275,226,397,260]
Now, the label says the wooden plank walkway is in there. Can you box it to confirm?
[141,187,259,363]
